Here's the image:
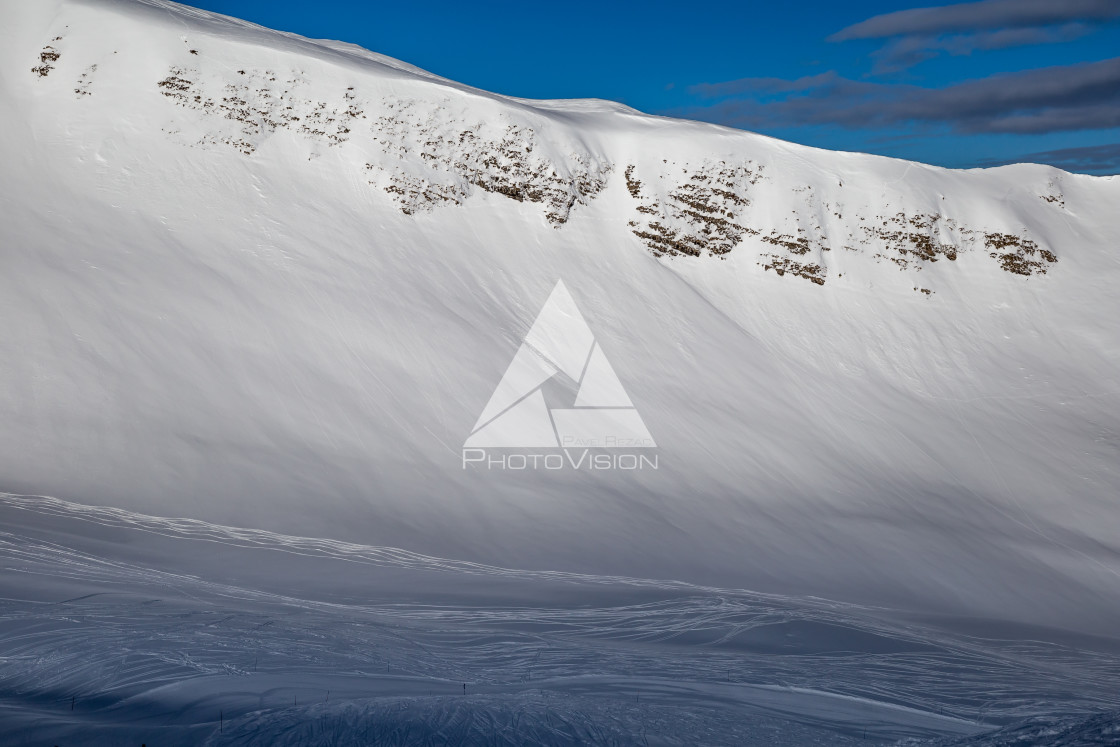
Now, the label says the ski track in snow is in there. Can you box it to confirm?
[1,493,1119,745]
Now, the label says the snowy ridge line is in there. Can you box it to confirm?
[32,0,1080,282]
[0,492,926,646]
[0,492,828,603]
[94,0,475,90]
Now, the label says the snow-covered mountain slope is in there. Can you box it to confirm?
[2,0,1119,634]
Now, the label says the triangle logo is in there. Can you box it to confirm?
[466,281,655,449]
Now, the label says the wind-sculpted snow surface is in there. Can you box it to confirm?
[2,495,1119,746]
[2,0,1120,697]
[908,713,1120,746]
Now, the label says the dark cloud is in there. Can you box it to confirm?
[870,24,1091,73]
[830,0,1120,72]
[680,57,1120,135]
[830,0,1120,42]
[977,143,1120,173]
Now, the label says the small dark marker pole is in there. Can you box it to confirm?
[71,696,74,711]
[326,690,329,703]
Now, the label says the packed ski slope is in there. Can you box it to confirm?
[2,0,1120,648]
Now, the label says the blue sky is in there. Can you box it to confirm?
[179,0,1120,174]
